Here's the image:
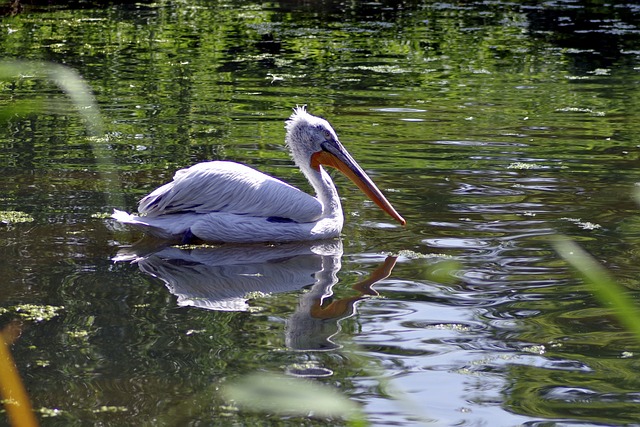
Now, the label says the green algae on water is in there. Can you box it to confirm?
[0,211,34,225]
[0,304,64,322]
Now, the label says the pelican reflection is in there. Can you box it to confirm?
[114,240,397,351]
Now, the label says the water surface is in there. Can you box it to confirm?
[2,1,640,425]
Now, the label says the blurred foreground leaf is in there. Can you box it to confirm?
[553,238,640,342]
[0,60,122,208]
[0,323,39,427]
[222,372,365,425]
[0,60,103,135]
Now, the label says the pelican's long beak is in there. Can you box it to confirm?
[311,140,406,226]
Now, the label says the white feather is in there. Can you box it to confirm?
[138,161,323,222]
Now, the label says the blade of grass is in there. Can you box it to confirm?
[553,238,640,342]
[0,323,39,427]
[0,61,103,136]
[0,60,123,209]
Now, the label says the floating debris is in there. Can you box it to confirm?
[425,323,470,332]
[172,243,221,250]
[92,406,128,414]
[37,407,64,418]
[0,304,64,322]
[565,75,591,80]
[392,249,455,259]
[354,64,411,74]
[90,212,112,219]
[0,210,34,225]
[522,345,546,355]
[66,330,90,339]
[507,162,543,170]
[245,291,270,299]
[555,106,605,116]
[561,217,602,230]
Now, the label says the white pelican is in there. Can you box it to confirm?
[112,106,405,243]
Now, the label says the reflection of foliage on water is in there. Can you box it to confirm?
[2,0,638,223]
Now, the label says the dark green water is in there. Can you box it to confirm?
[2,1,640,425]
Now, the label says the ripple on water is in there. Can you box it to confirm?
[422,237,493,250]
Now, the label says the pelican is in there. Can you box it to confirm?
[112,106,405,243]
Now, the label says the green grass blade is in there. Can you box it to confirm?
[0,60,123,209]
[553,238,640,341]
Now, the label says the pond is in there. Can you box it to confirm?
[2,0,640,425]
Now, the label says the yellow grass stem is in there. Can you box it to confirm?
[0,324,39,427]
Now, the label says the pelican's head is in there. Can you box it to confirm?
[285,106,406,226]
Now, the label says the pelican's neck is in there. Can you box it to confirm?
[301,164,342,219]
[285,108,343,220]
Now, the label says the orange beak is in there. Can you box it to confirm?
[311,143,406,226]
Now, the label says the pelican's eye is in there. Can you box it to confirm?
[322,129,332,140]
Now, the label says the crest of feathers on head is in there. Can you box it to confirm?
[284,105,312,152]
[285,105,309,131]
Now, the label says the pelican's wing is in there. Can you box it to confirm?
[138,161,323,223]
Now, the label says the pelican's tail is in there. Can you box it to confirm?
[112,209,190,241]
[112,209,139,224]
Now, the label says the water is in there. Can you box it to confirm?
[2,1,640,425]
